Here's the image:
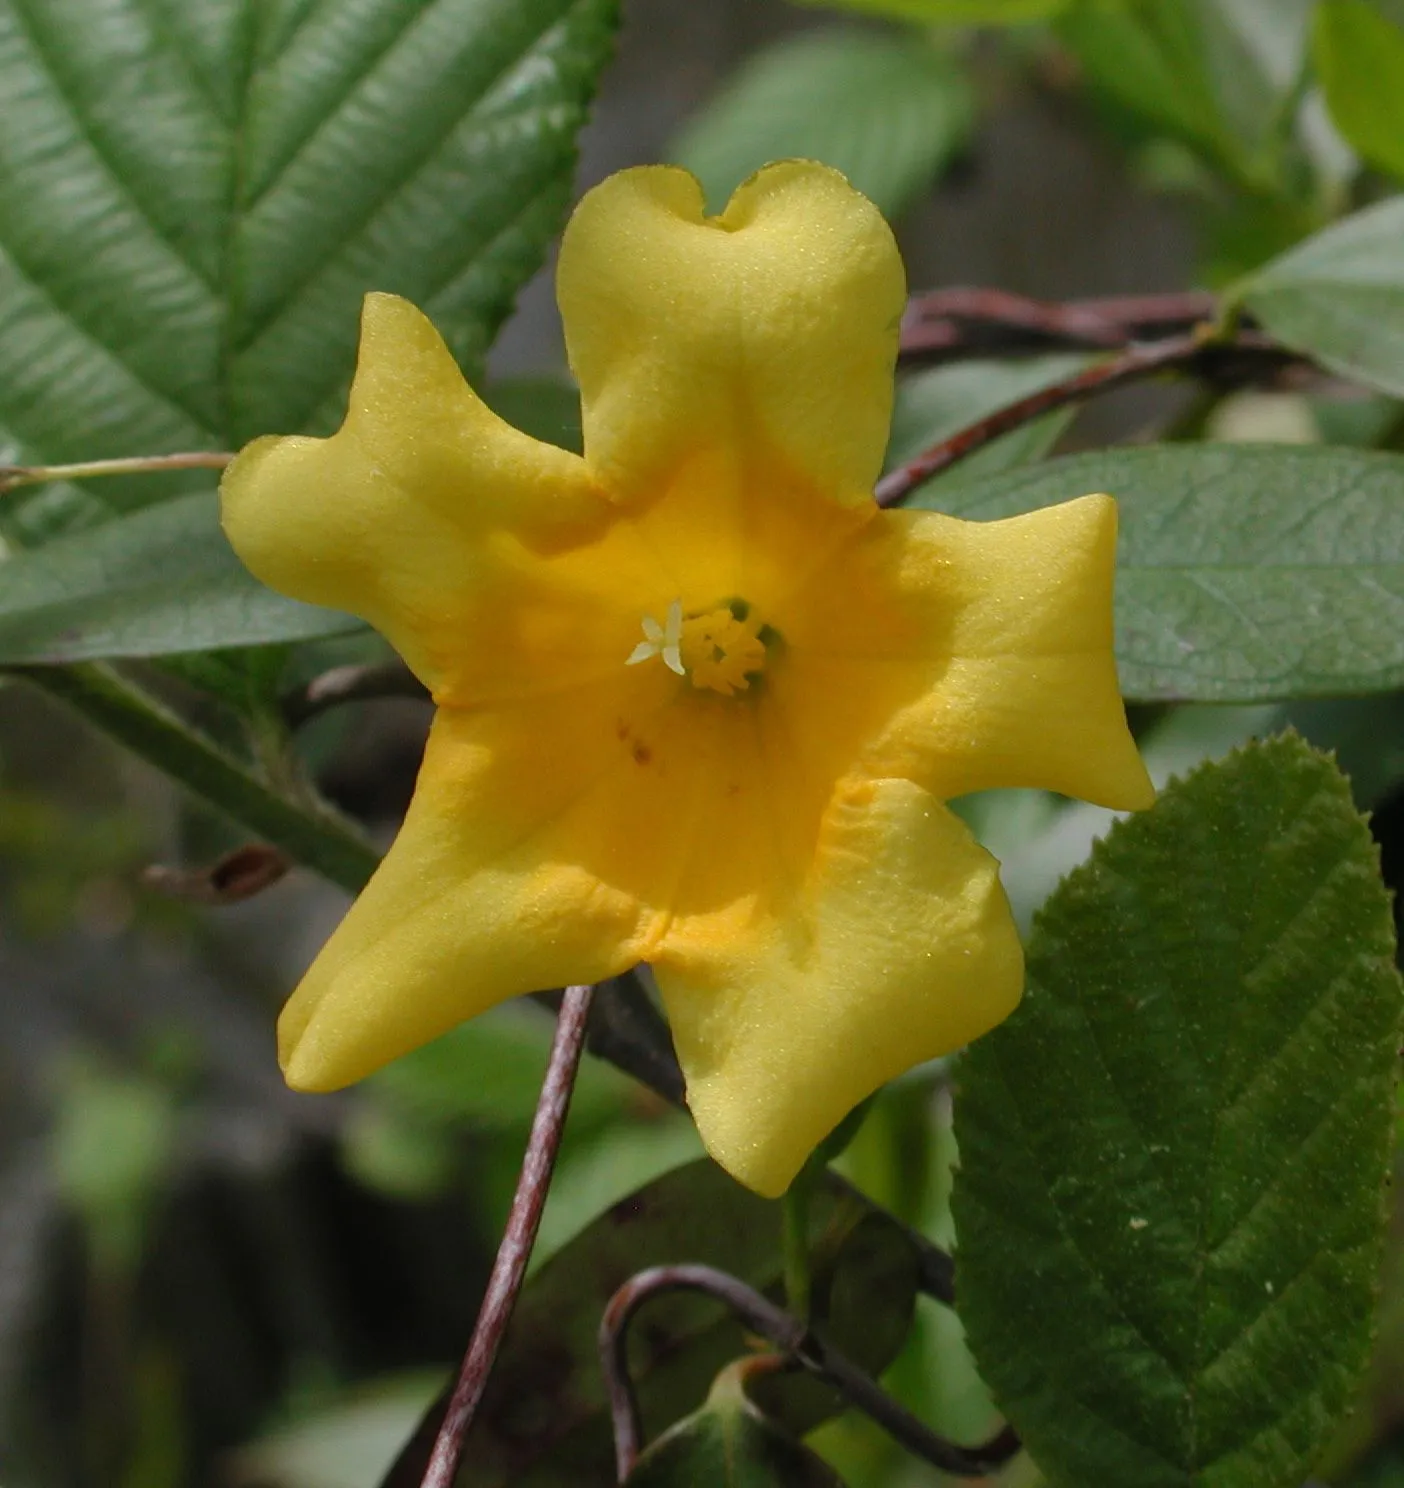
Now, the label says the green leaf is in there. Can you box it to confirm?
[788,0,1068,20]
[232,1373,446,1488]
[628,1362,847,1487]
[482,376,584,454]
[1238,198,1404,397]
[915,442,1404,701]
[885,355,1089,481]
[0,492,356,664]
[669,29,972,219]
[1057,0,1313,192]
[430,1162,920,1487]
[1313,0,1404,181]
[366,1007,633,1135]
[952,734,1401,1488]
[0,0,618,504]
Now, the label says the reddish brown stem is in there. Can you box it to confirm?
[899,287,1221,358]
[875,329,1300,508]
[420,982,596,1488]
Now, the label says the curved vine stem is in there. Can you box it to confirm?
[600,1262,1020,1481]
[420,983,596,1488]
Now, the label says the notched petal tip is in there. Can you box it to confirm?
[559,153,904,505]
[716,157,881,227]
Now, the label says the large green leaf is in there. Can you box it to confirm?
[0,0,618,502]
[1057,0,1313,191]
[952,734,1401,1488]
[1313,0,1404,181]
[669,28,971,220]
[915,443,1404,701]
[1237,199,1404,398]
[0,492,356,663]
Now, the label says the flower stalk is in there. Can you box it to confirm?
[420,982,596,1488]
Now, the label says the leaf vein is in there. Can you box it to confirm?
[237,0,433,214]
[7,0,220,295]
[231,0,583,354]
[0,243,214,438]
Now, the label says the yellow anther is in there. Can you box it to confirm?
[680,605,767,696]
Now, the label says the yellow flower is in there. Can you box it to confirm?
[221,162,1153,1198]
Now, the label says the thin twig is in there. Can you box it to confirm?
[420,982,596,1488]
[0,451,232,495]
[899,287,1221,359]
[875,329,1294,507]
[913,1230,956,1307]
[537,972,686,1107]
[282,661,430,727]
[600,1262,1020,1481]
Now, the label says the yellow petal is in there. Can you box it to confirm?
[652,776,1024,1198]
[279,661,821,1091]
[279,695,661,1092]
[777,494,1154,811]
[557,162,905,511]
[220,293,607,699]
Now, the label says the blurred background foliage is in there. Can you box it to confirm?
[4,0,1404,1484]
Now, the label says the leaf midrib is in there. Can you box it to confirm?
[227,0,582,363]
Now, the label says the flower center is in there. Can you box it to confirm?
[627,598,772,696]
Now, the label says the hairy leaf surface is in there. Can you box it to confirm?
[953,735,1401,1487]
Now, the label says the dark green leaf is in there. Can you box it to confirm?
[1312,0,1404,181]
[482,376,584,454]
[628,1363,847,1487]
[952,734,1401,1488]
[428,1162,919,1487]
[0,0,618,507]
[1238,199,1404,397]
[916,443,1404,701]
[885,355,1088,481]
[0,493,356,664]
[669,29,971,219]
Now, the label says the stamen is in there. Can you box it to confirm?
[627,598,772,694]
